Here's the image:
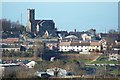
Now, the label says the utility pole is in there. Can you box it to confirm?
[21,13,22,26]
[104,63,106,78]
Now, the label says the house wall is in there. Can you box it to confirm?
[59,45,102,52]
[109,54,119,61]
[89,46,101,51]
[46,43,58,50]
[2,48,20,51]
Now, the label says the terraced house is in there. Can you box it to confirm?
[59,40,103,53]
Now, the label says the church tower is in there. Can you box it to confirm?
[26,9,35,32]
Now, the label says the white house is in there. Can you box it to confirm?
[2,48,20,52]
[65,35,78,39]
[99,39,107,50]
[59,41,71,52]
[109,54,119,61]
[89,41,102,52]
[108,50,120,61]
[81,34,92,41]
[59,40,102,53]
[35,67,67,77]
[26,61,36,68]
[46,67,67,77]
[59,41,90,52]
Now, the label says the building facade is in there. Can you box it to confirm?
[26,9,57,37]
[108,50,120,61]
[59,41,103,53]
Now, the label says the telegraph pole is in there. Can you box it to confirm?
[21,13,22,26]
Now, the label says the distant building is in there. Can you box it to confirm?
[89,41,102,52]
[26,9,57,37]
[69,31,84,39]
[108,50,120,61]
[1,45,20,51]
[65,35,78,39]
[35,67,67,77]
[2,38,19,43]
[56,31,69,39]
[110,40,120,52]
[46,67,67,77]
[42,30,49,38]
[99,39,107,50]
[44,41,58,51]
[26,9,35,32]
[115,40,120,46]
[2,48,20,52]
[99,33,119,41]
[86,29,96,36]
[34,71,51,78]
[81,34,92,41]
[26,61,36,68]
[59,40,103,52]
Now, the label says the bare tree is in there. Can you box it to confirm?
[33,41,44,61]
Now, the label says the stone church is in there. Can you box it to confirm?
[26,9,57,37]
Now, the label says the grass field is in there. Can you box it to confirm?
[1,57,34,60]
[91,60,119,64]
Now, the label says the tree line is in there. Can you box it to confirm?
[1,19,26,38]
